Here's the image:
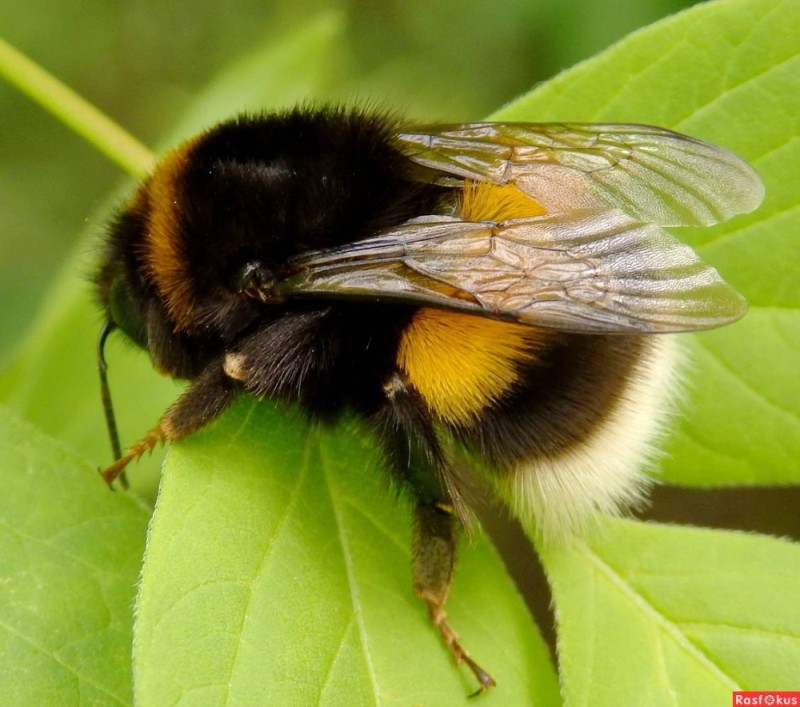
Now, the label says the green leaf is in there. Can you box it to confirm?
[0,405,150,706]
[538,519,800,705]
[134,400,559,705]
[494,0,800,486]
[3,0,797,705]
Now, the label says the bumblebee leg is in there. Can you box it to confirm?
[100,363,238,486]
[380,373,473,520]
[414,502,496,692]
[379,372,495,691]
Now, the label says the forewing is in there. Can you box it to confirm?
[277,211,747,334]
[396,123,764,227]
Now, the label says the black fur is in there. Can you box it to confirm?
[224,302,414,420]
[175,109,448,336]
[455,334,648,469]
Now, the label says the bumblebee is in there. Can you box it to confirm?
[95,106,763,689]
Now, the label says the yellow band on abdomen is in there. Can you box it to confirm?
[398,309,542,425]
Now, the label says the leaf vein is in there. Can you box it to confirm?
[579,543,743,690]
[219,433,312,705]
[699,344,800,424]
[0,617,127,705]
[319,446,381,704]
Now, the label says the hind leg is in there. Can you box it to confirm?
[378,372,495,691]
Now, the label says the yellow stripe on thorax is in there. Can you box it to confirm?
[459,179,546,221]
[397,181,547,425]
[141,136,202,330]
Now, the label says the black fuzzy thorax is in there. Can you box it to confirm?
[95,107,445,413]
[177,108,448,323]
[229,301,415,421]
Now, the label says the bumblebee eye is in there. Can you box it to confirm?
[108,275,147,347]
[230,260,276,302]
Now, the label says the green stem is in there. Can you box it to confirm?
[0,35,155,178]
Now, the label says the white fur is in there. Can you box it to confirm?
[497,335,683,543]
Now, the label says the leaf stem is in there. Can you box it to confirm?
[0,35,155,177]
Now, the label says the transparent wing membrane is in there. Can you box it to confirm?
[280,210,747,333]
[396,122,764,227]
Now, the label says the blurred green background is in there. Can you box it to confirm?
[0,0,699,363]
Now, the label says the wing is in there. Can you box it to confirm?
[395,122,764,227]
[276,209,747,334]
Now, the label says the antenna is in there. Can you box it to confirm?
[98,320,128,489]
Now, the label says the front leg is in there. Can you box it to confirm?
[100,362,239,485]
[378,372,496,692]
